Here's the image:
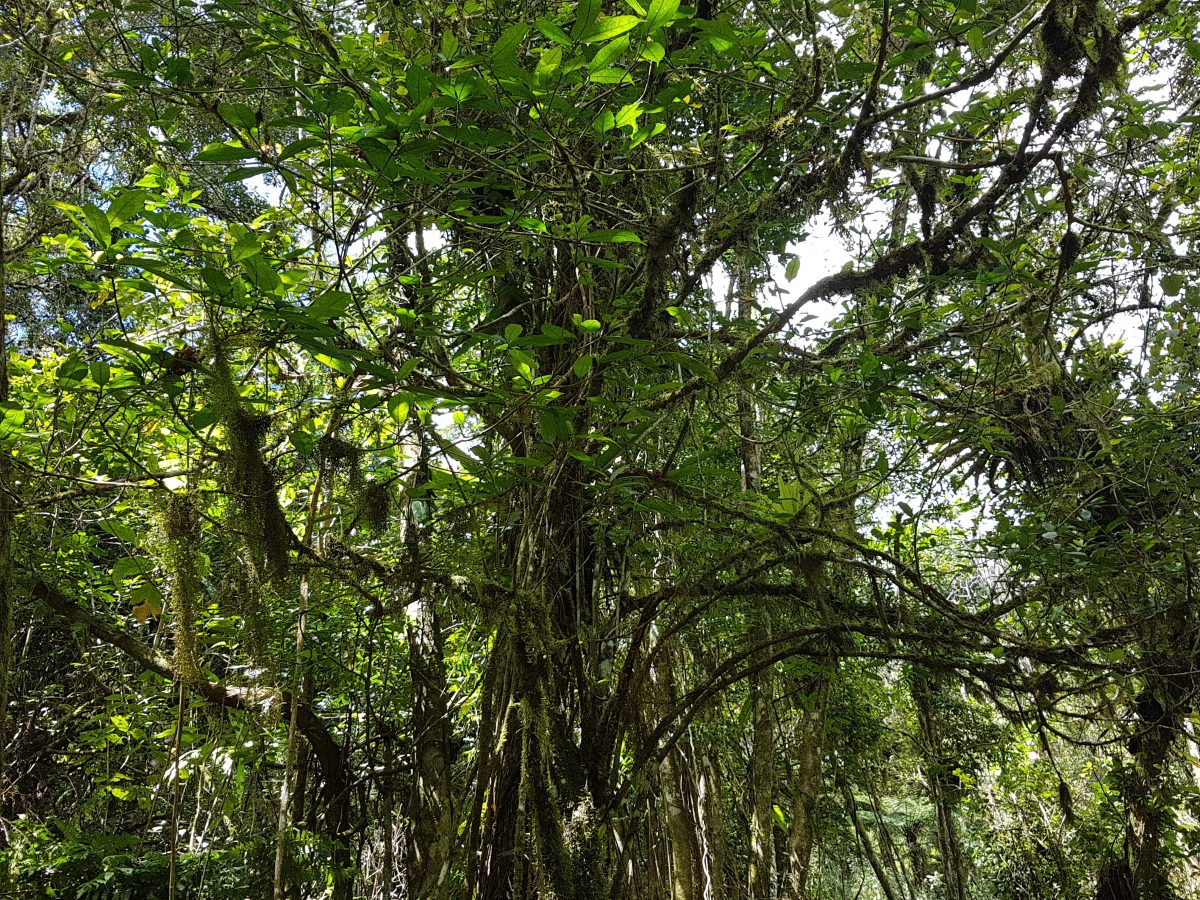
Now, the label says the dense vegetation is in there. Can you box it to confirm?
[2,0,1200,897]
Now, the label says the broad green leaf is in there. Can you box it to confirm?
[536,18,573,45]
[581,15,640,43]
[314,352,355,375]
[615,103,641,129]
[538,407,575,443]
[217,102,258,130]
[1162,274,1184,296]
[589,36,629,72]
[966,26,985,55]
[589,68,634,84]
[222,166,272,183]
[641,40,666,62]
[772,804,788,831]
[196,142,259,162]
[571,0,602,39]
[201,267,232,295]
[107,190,148,226]
[83,202,111,246]
[388,396,412,424]
[278,137,324,162]
[645,0,680,30]
[584,228,642,243]
[231,228,261,261]
[100,518,137,543]
[308,291,353,319]
[493,22,530,71]
[239,254,282,293]
[536,46,564,82]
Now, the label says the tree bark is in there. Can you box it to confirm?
[747,625,776,900]
[1126,692,1178,900]
[912,670,967,900]
[661,743,704,900]
[782,679,828,900]
[841,780,902,900]
[406,590,455,898]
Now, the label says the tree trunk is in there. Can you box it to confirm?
[0,116,14,784]
[476,644,524,900]
[700,746,729,900]
[661,744,704,900]
[912,670,967,900]
[841,780,902,900]
[782,680,828,900]
[406,590,455,898]
[1126,693,1178,900]
[747,625,776,900]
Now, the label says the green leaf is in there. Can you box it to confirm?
[536,46,564,82]
[100,518,137,543]
[112,556,153,587]
[571,0,602,39]
[589,36,629,72]
[573,354,594,377]
[231,228,261,261]
[493,22,530,71]
[238,254,282,293]
[536,18,573,45]
[278,137,324,162]
[589,68,634,84]
[83,202,111,246]
[314,352,355,375]
[201,267,232,295]
[645,0,680,30]
[1161,273,1184,296]
[584,228,641,243]
[196,142,259,162]
[966,26,985,55]
[538,407,575,443]
[107,190,148,226]
[574,316,603,332]
[641,40,666,62]
[217,102,258,130]
[785,257,800,281]
[307,290,353,319]
[222,166,272,183]
[615,103,641,130]
[582,15,640,42]
[772,804,788,831]
[387,396,411,424]
[89,360,111,386]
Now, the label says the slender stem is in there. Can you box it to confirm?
[168,679,188,900]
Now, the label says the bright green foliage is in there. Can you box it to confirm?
[3,0,1200,897]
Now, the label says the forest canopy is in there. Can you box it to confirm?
[2,0,1200,897]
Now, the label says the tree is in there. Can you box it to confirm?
[4,0,1199,897]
